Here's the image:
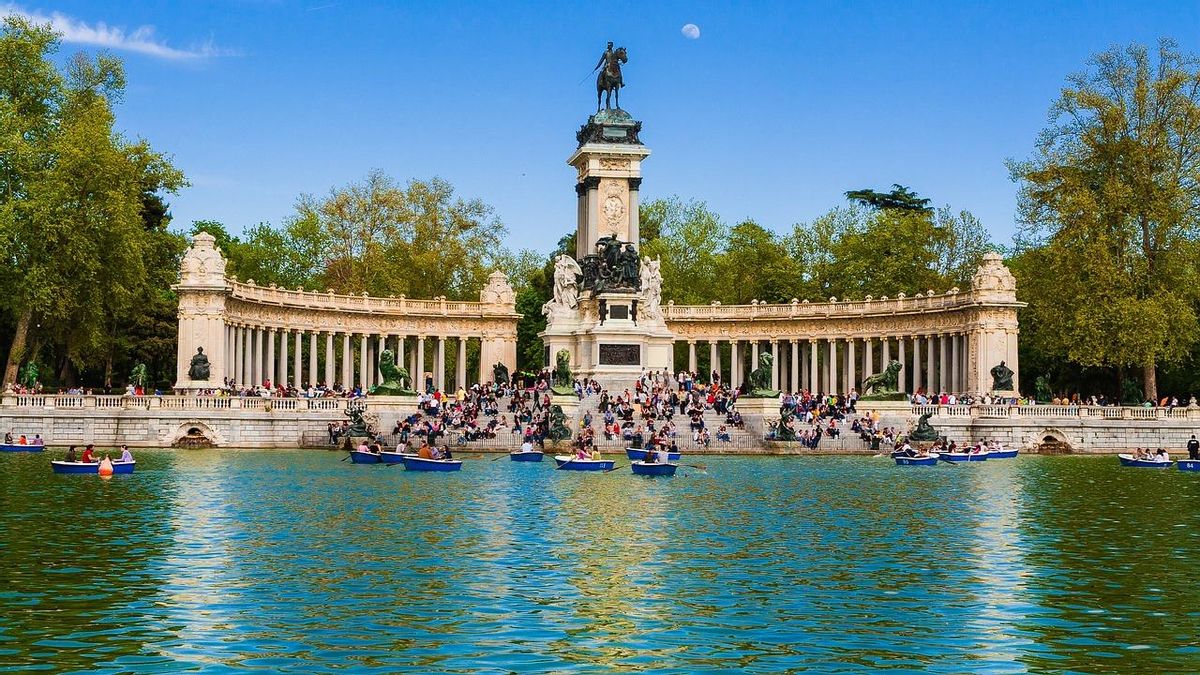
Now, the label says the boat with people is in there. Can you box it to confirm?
[631,461,677,476]
[379,450,417,464]
[553,455,615,471]
[895,453,939,466]
[348,449,381,464]
[626,447,681,461]
[938,451,989,462]
[988,449,1019,459]
[52,460,136,474]
[1,443,42,452]
[1118,452,1173,468]
[1178,459,1200,472]
[400,455,463,471]
[510,450,544,462]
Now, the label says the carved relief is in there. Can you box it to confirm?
[600,157,630,170]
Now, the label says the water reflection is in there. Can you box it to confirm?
[2,451,1200,672]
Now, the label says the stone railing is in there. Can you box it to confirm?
[228,281,514,316]
[0,393,353,412]
[664,289,997,321]
[912,404,1200,421]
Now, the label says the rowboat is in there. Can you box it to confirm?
[987,449,1019,459]
[1117,454,1173,468]
[379,451,417,464]
[52,460,135,474]
[1178,459,1200,472]
[1,443,42,452]
[510,450,544,462]
[348,450,381,464]
[631,461,677,476]
[895,454,939,466]
[626,448,681,461]
[400,456,463,472]
[553,455,615,471]
[938,452,989,462]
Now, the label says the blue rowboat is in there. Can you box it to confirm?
[553,455,615,471]
[401,456,463,472]
[379,451,416,464]
[1,443,42,452]
[988,450,1019,459]
[631,461,677,476]
[1178,459,1200,472]
[510,450,544,462]
[895,454,938,466]
[348,450,381,464]
[52,460,135,474]
[1118,453,1173,468]
[626,448,681,461]
[938,452,989,462]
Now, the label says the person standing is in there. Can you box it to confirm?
[1188,434,1199,460]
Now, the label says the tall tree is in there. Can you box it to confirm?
[0,17,184,385]
[844,184,933,213]
[1009,39,1200,400]
[639,197,728,304]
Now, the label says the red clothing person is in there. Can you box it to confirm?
[80,446,96,463]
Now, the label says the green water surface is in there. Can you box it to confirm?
[1,451,1199,673]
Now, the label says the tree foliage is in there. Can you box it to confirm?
[844,184,933,213]
[1009,39,1200,400]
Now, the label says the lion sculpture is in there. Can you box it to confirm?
[860,359,904,400]
[370,349,415,396]
[744,351,779,398]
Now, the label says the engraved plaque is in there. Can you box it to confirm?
[609,304,629,320]
[599,343,641,365]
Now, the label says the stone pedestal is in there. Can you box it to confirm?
[735,396,782,419]
[173,232,230,392]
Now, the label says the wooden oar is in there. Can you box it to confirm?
[341,455,350,462]
[603,463,623,473]
[491,454,507,461]
[681,463,708,471]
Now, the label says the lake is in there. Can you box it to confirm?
[1,450,1198,673]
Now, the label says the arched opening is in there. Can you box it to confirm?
[171,423,217,449]
[1036,430,1072,455]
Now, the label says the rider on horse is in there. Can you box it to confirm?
[595,41,624,89]
[594,41,627,111]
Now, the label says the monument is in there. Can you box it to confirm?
[173,232,228,391]
[540,42,676,386]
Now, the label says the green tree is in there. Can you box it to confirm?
[639,197,728,304]
[0,17,184,385]
[718,219,803,304]
[844,184,933,213]
[1009,39,1200,400]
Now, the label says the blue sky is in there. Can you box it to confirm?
[6,1,1199,253]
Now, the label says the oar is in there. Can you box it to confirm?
[341,455,350,462]
[491,454,507,461]
[603,463,623,473]
[936,453,956,467]
[681,463,708,471]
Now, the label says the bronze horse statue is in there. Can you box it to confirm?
[597,46,627,111]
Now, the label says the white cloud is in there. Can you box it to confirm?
[1,4,234,60]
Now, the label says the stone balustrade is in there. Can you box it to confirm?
[903,404,1200,420]
[0,393,352,412]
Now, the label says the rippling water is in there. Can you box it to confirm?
[2,451,1199,673]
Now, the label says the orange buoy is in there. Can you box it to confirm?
[98,457,114,477]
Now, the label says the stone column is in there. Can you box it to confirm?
[359,334,368,391]
[457,337,467,389]
[415,337,425,391]
[341,333,352,389]
[266,329,276,387]
[939,335,949,393]
[926,335,935,395]
[751,341,759,377]
[251,327,262,386]
[912,336,922,393]
[772,338,782,386]
[687,341,697,373]
[291,332,301,388]
[790,340,799,393]
[225,325,233,382]
[808,340,818,392]
[232,326,242,385]
[864,338,874,381]
[895,337,904,392]
[397,336,405,368]
[323,333,333,387]
[882,337,891,369]
[436,337,446,392]
[951,333,960,394]
[848,338,856,392]
[709,341,719,383]
[828,338,838,394]
[729,340,739,387]
[377,335,386,385]
[307,333,317,388]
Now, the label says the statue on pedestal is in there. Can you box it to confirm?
[583,237,641,294]
[991,361,1015,391]
[187,347,210,381]
[639,257,663,320]
[345,399,371,437]
[860,360,906,401]
[908,413,940,443]
[370,350,414,395]
[541,255,582,319]
[548,405,572,441]
[551,350,574,395]
[744,352,780,398]
[492,362,510,386]
[594,41,628,111]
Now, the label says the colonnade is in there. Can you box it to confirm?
[678,333,973,395]
[222,325,481,392]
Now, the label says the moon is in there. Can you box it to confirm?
[681,23,700,39]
